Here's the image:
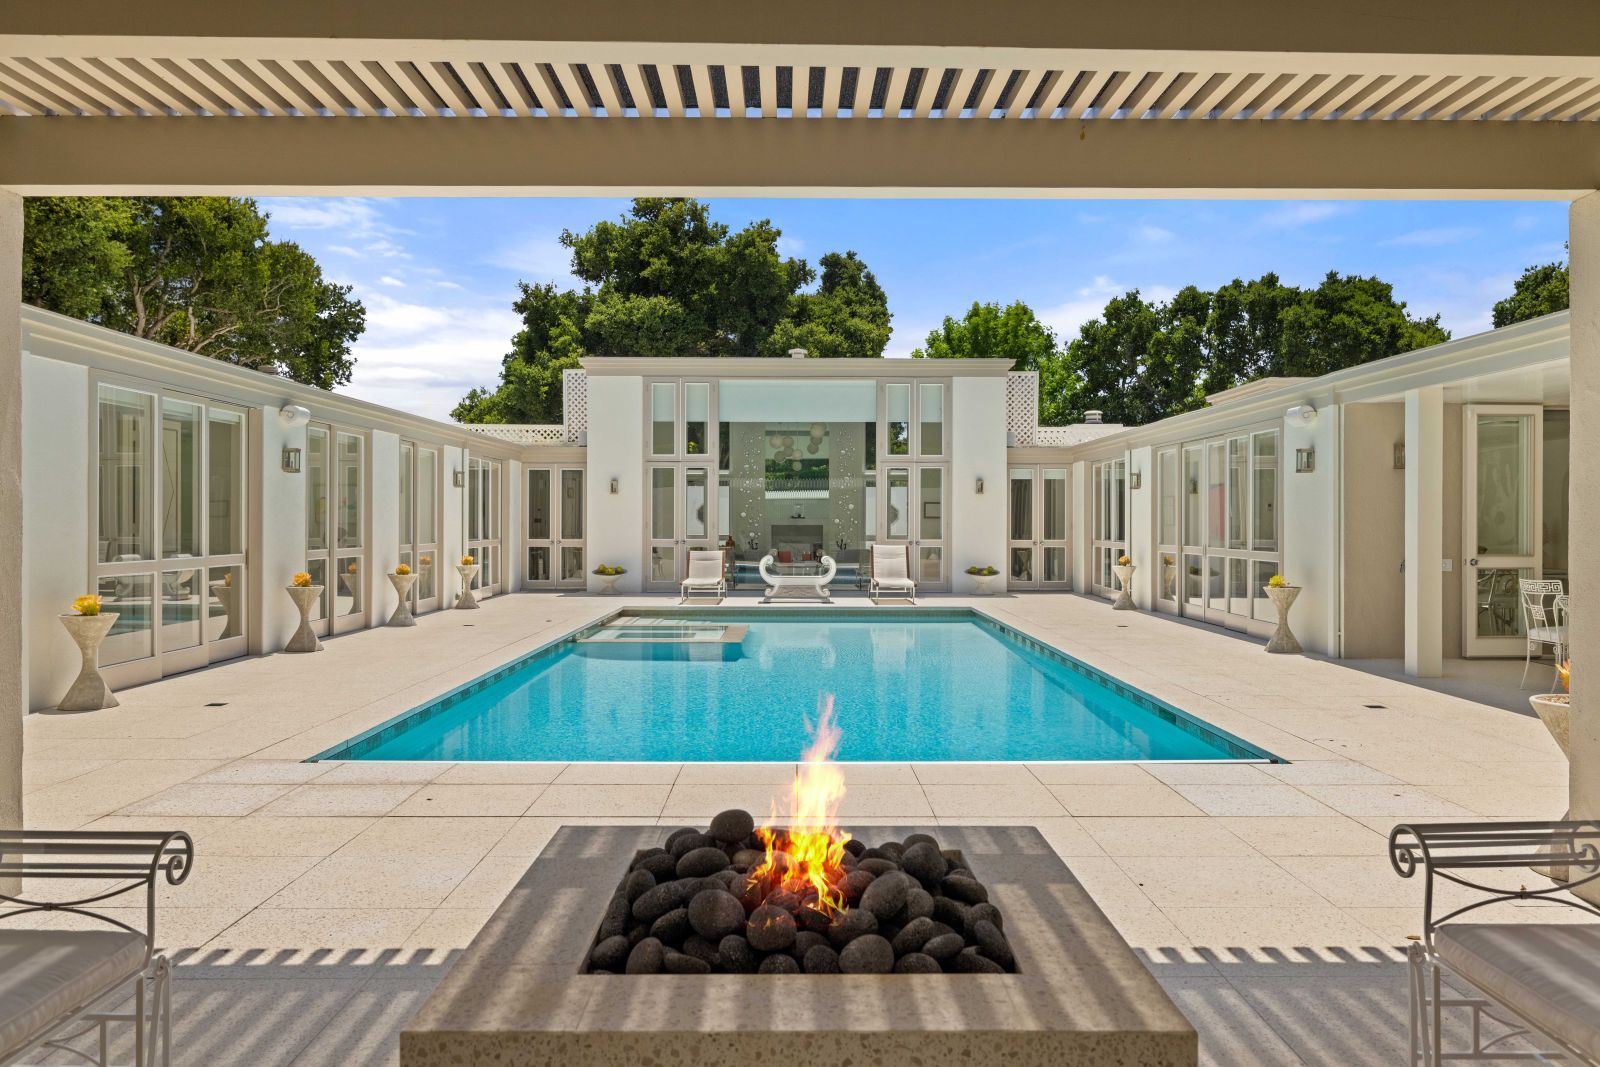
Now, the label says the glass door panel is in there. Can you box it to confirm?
[1041,467,1070,586]
[1463,406,1542,657]
[558,468,585,586]
[648,465,679,589]
[525,467,553,585]
[415,447,439,609]
[1156,448,1179,610]
[917,466,945,586]
[1008,468,1035,587]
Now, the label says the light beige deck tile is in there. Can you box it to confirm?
[258,783,424,817]
[674,762,798,784]
[912,762,1042,784]
[659,782,793,818]
[1156,975,1311,1066]
[1144,762,1278,785]
[440,858,537,909]
[1047,782,1204,817]
[389,783,547,817]
[190,760,333,785]
[204,907,433,951]
[157,853,321,912]
[1117,855,1329,909]
[1215,815,1387,857]
[313,762,453,784]
[334,815,516,860]
[1170,783,1341,818]
[1260,761,1402,786]
[403,907,496,953]
[1162,906,1395,953]
[831,783,935,818]
[526,783,671,817]
[433,762,568,784]
[1079,816,1258,857]
[833,762,919,784]
[921,781,1066,817]
[1295,784,1475,817]
[552,762,681,784]
[120,782,297,817]
[1026,762,1158,785]
[199,815,377,858]
[263,854,472,909]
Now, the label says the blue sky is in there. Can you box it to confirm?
[259,197,1568,421]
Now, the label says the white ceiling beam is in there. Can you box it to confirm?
[0,63,61,114]
[1443,75,1529,120]
[882,65,910,116]
[641,63,674,116]
[1394,75,1480,120]
[759,64,778,115]
[1153,71,1200,118]
[97,56,199,115]
[306,58,378,116]
[163,56,257,115]
[942,66,979,117]
[909,67,939,116]
[1308,72,1381,119]
[589,63,626,117]
[468,61,520,115]
[1063,69,1112,118]
[688,64,715,116]
[555,64,593,116]
[973,68,1009,117]
[235,57,321,114]
[1008,69,1061,117]
[1182,70,1245,118]
[1544,80,1600,121]
[1514,77,1589,122]
[10,57,105,114]
[428,62,479,115]
[357,60,413,114]
[1122,71,1170,118]
[1482,77,1560,120]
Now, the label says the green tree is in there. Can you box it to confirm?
[22,196,365,389]
[457,199,892,422]
[1492,261,1569,327]
[911,300,1058,371]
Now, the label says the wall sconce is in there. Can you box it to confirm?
[1129,471,1142,490]
[1286,403,1318,424]
[277,403,311,428]
[609,477,620,495]
[975,477,985,495]
[452,469,465,488]
[1295,447,1316,474]
[280,446,302,473]
[1393,442,1406,470]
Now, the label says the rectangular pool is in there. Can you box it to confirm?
[314,609,1277,763]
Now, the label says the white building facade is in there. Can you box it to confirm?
[17,305,1570,709]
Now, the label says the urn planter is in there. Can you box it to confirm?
[594,572,623,595]
[1529,693,1574,882]
[387,572,419,627]
[455,564,482,609]
[1111,564,1136,610]
[284,585,324,653]
[54,613,120,712]
[1264,585,1303,654]
[207,580,243,640]
[969,572,999,596]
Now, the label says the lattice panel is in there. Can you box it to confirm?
[465,424,566,445]
[563,369,588,442]
[1035,425,1122,448]
[1006,372,1038,447]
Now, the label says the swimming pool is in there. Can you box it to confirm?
[315,609,1276,763]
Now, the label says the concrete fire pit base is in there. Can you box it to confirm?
[402,825,1197,1067]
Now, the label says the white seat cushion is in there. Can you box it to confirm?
[1435,924,1600,1060]
[0,930,147,1057]
[1528,625,1568,644]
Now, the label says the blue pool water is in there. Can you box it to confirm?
[323,611,1273,763]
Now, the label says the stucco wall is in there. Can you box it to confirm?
[1341,403,1405,658]
[584,376,645,592]
[370,431,401,619]
[950,376,1007,592]
[1442,404,1464,658]
[251,405,309,653]
[1281,408,1341,656]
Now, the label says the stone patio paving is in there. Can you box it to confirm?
[20,590,1584,1066]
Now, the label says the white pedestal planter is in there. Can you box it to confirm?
[1529,693,1573,882]
[284,585,323,653]
[594,572,623,595]
[387,572,418,627]
[1264,585,1302,654]
[455,564,482,609]
[207,580,243,639]
[1111,565,1136,610]
[55,613,120,712]
[969,573,998,596]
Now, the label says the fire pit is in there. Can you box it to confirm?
[589,812,1016,976]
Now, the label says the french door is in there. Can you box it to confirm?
[1175,431,1280,635]
[1463,405,1542,657]
[646,463,717,590]
[1090,458,1127,596]
[881,464,947,589]
[525,466,586,589]
[1008,466,1071,589]
[398,441,441,615]
[305,425,367,636]
[465,456,503,597]
[1155,448,1180,612]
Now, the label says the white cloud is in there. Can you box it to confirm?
[378,275,404,287]
[1382,226,1480,247]
[1255,202,1349,230]
[777,235,806,258]
[264,198,385,231]
[1135,223,1176,243]
[1037,275,1177,339]
[434,280,465,291]
[485,234,578,283]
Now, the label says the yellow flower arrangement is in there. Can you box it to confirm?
[419,555,432,567]
[460,555,475,567]
[71,594,102,616]
[593,564,627,576]
[223,571,233,587]
[1558,660,1570,694]
[1117,554,1131,566]
[292,572,314,588]
[346,561,359,574]
[395,563,412,576]
[1268,574,1289,588]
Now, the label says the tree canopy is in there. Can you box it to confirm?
[1492,260,1569,327]
[454,198,891,424]
[911,300,1058,371]
[23,196,365,389]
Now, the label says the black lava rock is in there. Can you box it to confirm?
[732,848,766,870]
[844,868,876,903]
[963,902,1004,938]
[709,809,756,843]
[858,871,913,920]
[891,916,940,956]
[623,868,656,904]
[636,851,680,882]
[626,925,650,948]
[682,934,721,967]
[793,930,827,958]
[746,905,798,952]
[932,894,969,930]
[632,881,687,924]
[759,953,801,974]
[718,934,756,973]
[826,907,878,947]
[973,920,1015,970]
[898,887,935,924]
[878,841,906,862]
[663,950,712,974]
[598,893,630,939]
[632,845,671,869]
[857,857,901,877]
[649,907,690,946]
[625,937,665,974]
[838,934,894,974]
[941,874,989,905]
[668,832,718,859]
[950,947,1006,974]
[588,934,630,972]
[796,903,834,934]
[677,846,733,879]
[904,832,939,850]
[803,944,841,973]
[900,841,948,887]
[664,828,701,851]
[687,889,746,940]
[922,932,965,962]
[843,838,867,857]
[894,952,942,974]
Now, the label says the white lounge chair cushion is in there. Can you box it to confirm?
[1435,923,1600,1060]
[1528,625,1568,644]
[681,577,723,589]
[0,930,146,1056]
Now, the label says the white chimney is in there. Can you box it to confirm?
[788,348,809,359]
[1084,410,1104,424]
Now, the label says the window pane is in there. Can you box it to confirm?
[528,468,551,539]
[1476,567,1532,638]
[887,469,909,538]
[1009,469,1033,541]
[160,567,202,652]
[919,467,942,541]
[1543,409,1569,576]
[918,383,944,456]
[1252,432,1278,551]
[467,459,481,541]
[1475,414,1532,556]
[306,428,328,551]
[1227,436,1247,550]
[336,555,362,616]
[208,410,245,557]
[1158,450,1178,546]
[1043,469,1068,541]
[399,442,414,545]
[1011,546,1034,581]
[1252,560,1277,623]
[1207,443,1226,549]
[336,433,362,549]
[886,384,910,455]
[651,382,676,455]
[651,545,676,582]
[207,565,244,641]
[527,545,551,582]
[1183,447,1202,546]
[417,551,436,600]
[918,546,942,584]
[560,469,584,540]
[1044,546,1068,583]
[97,572,154,665]
[161,399,202,559]
[685,383,709,456]
[98,385,154,563]
[651,467,675,539]
[1227,556,1249,616]
[417,448,438,544]
[305,557,329,621]
[1159,552,1178,601]
[561,546,585,581]
[685,467,709,538]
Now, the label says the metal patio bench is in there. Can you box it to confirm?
[0,830,194,1067]
[1390,820,1600,1065]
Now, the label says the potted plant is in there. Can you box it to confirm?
[388,561,418,627]
[55,594,120,712]
[455,554,481,610]
[1111,554,1136,611]
[593,563,626,594]
[284,571,323,653]
[1263,573,1302,654]
[1530,662,1573,881]
[965,565,999,596]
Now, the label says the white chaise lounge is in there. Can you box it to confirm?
[0,829,194,1067]
[679,549,727,603]
[1390,820,1600,1065]
[869,543,917,604]
[758,554,835,602]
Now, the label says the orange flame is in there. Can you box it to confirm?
[748,696,852,918]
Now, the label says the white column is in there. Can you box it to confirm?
[369,431,400,621]
[1129,446,1154,608]
[1569,192,1600,906]
[1404,385,1444,677]
[250,406,308,653]
[1070,459,1090,594]
[1,189,21,838]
